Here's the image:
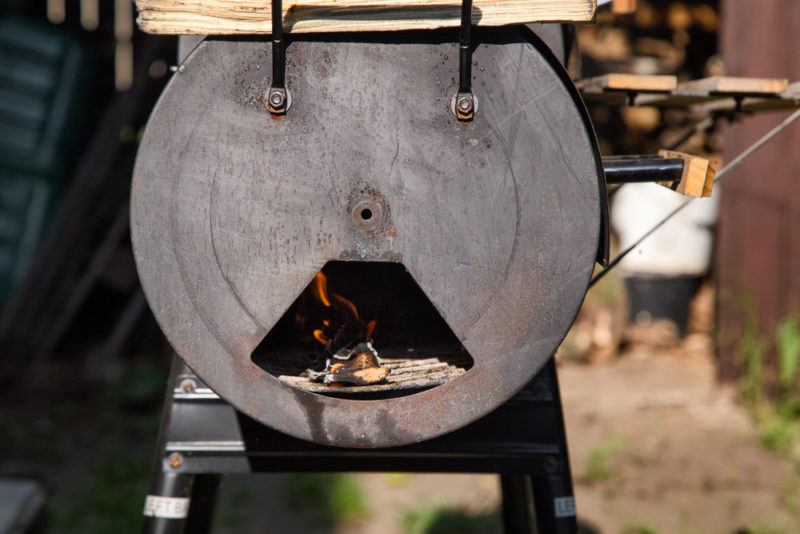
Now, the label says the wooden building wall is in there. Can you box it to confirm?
[717,1,800,379]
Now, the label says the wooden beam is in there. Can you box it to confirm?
[135,0,597,35]
[657,150,717,197]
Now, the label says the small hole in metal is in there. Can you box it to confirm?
[360,208,373,221]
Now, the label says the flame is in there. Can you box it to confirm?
[333,294,359,320]
[308,271,379,352]
[313,272,331,307]
[365,319,377,341]
[312,329,328,345]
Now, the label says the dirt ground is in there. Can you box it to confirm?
[212,336,800,534]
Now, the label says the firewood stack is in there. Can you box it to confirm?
[578,0,723,157]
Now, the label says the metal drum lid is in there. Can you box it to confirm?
[131,30,602,448]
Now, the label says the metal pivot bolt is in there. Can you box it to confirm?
[456,93,475,120]
[266,87,288,114]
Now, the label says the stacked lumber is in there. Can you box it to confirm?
[578,74,800,111]
[134,0,597,35]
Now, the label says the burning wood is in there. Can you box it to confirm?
[304,273,390,386]
[306,342,390,386]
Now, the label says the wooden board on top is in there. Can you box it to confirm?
[135,0,597,35]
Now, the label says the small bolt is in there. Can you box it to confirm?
[269,92,285,107]
[542,455,560,475]
[179,378,197,393]
[167,452,184,470]
[457,96,473,113]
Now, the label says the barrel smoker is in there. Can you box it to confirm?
[134,13,700,532]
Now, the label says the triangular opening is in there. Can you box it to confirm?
[251,261,473,400]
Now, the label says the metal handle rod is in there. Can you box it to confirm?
[458,0,473,94]
[602,156,685,185]
[271,0,285,89]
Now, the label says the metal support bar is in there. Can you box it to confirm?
[265,0,289,114]
[602,155,685,185]
[453,0,476,121]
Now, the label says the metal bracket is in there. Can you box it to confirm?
[451,0,476,121]
[264,0,290,115]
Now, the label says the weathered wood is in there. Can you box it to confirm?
[577,74,800,111]
[577,73,676,93]
[637,76,789,107]
[698,81,800,113]
[657,149,717,197]
[612,0,636,14]
[135,0,597,35]
[577,73,676,105]
[673,76,789,96]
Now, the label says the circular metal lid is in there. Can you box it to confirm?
[131,30,601,448]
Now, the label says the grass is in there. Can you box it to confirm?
[47,439,155,534]
[738,313,800,464]
[585,435,625,483]
[402,506,501,534]
[0,360,167,534]
[284,473,369,526]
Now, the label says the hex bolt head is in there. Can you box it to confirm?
[179,378,197,393]
[167,452,184,470]
[457,96,473,114]
[269,92,285,107]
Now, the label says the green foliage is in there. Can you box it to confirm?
[777,316,800,392]
[734,523,789,534]
[384,472,411,487]
[113,362,167,408]
[620,523,658,534]
[48,445,152,534]
[284,473,368,526]
[402,506,501,534]
[738,312,800,464]
[585,436,625,483]
[738,308,766,411]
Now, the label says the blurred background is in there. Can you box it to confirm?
[0,0,799,533]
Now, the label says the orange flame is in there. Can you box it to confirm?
[312,329,328,345]
[333,294,359,320]
[365,319,377,341]
[313,272,331,307]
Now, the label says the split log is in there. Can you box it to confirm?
[135,0,597,35]
[657,149,716,198]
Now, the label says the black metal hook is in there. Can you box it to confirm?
[265,0,289,115]
[453,0,476,121]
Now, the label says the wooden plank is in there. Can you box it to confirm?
[577,73,676,93]
[696,81,800,113]
[637,76,789,108]
[577,73,675,105]
[657,149,717,197]
[672,76,788,96]
[135,0,597,35]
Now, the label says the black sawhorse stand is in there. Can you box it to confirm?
[141,358,577,534]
